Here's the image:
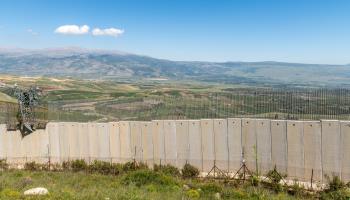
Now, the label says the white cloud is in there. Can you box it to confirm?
[27,29,38,36]
[54,25,89,35]
[92,28,124,37]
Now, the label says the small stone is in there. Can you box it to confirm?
[214,192,221,199]
[183,184,190,190]
[24,187,48,195]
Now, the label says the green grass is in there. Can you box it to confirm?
[0,169,313,200]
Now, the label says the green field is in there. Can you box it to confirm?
[1,75,350,124]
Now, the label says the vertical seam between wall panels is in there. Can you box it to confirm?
[128,122,132,162]
[320,120,323,184]
[270,120,272,171]
[339,121,343,181]
[163,121,166,164]
[200,120,203,172]
[255,119,258,175]
[118,123,121,163]
[285,120,289,180]
[213,120,216,169]
[226,119,230,173]
[187,121,190,165]
[240,118,243,165]
[301,121,305,182]
[151,121,155,166]
[140,122,143,163]
[285,120,289,179]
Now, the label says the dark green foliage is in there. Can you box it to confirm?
[110,92,137,98]
[324,175,346,192]
[0,159,8,170]
[122,161,148,172]
[181,163,199,178]
[62,161,71,170]
[88,160,112,174]
[265,167,286,192]
[70,159,88,172]
[24,162,42,171]
[320,176,350,200]
[153,164,180,177]
[110,163,123,175]
[121,169,178,187]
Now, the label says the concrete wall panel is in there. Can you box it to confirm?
[176,120,189,168]
[59,123,70,162]
[109,122,120,163]
[341,121,350,182]
[152,120,165,165]
[78,123,89,161]
[201,119,214,172]
[322,120,341,178]
[256,119,272,175]
[21,130,33,163]
[87,123,98,162]
[67,123,79,161]
[242,118,257,172]
[271,120,287,174]
[303,121,322,182]
[188,120,202,170]
[287,121,304,180]
[12,131,24,164]
[37,129,49,164]
[214,119,229,171]
[130,121,142,162]
[119,121,132,163]
[0,125,6,159]
[47,123,60,163]
[141,122,153,166]
[97,123,110,161]
[5,130,14,164]
[227,118,242,173]
[164,120,177,166]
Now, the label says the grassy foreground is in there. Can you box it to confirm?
[0,170,300,200]
[0,159,349,200]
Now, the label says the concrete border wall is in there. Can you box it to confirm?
[271,120,287,174]
[1,118,350,183]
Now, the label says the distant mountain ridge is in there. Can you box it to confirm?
[0,48,349,87]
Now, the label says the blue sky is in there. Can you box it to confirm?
[0,0,350,64]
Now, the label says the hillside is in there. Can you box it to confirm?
[0,48,350,87]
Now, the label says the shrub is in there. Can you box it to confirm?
[289,181,303,197]
[181,163,199,178]
[0,159,8,170]
[71,159,88,172]
[265,167,286,192]
[154,164,180,177]
[200,182,222,194]
[122,161,148,172]
[248,175,260,186]
[24,162,41,171]
[320,176,350,200]
[62,161,71,170]
[324,175,346,192]
[122,170,177,187]
[89,160,112,174]
[110,163,123,175]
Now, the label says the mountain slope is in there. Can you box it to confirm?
[0,48,349,86]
